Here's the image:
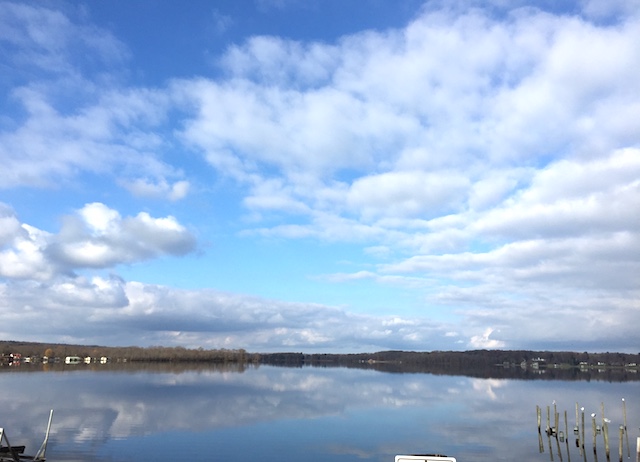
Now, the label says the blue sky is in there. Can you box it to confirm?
[1,0,639,353]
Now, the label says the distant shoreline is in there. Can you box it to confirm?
[2,339,639,373]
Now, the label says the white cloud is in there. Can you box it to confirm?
[472,149,640,239]
[0,85,179,192]
[0,4,180,195]
[0,204,23,246]
[220,36,339,86]
[243,178,310,214]
[176,5,640,249]
[321,271,377,283]
[468,169,526,211]
[347,171,470,220]
[0,277,461,352]
[80,202,121,235]
[0,223,55,281]
[176,79,413,186]
[122,178,190,201]
[0,2,129,78]
[0,203,196,278]
[49,275,129,308]
[210,8,233,35]
[469,328,505,349]
[49,204,196,269]
[581,0,640,20]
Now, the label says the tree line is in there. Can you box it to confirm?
[2,341,638,372]
[0,340,259,363]
[305,349,640,368]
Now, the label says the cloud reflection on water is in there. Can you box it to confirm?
[0,365,637,462]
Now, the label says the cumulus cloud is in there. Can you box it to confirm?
[48,203,197,269]
[176,5,640,243]
[0,202,196,278]
[469,328,505,349]
[49,275,129,308]
[195,5,639,352]
[0,222,55,281]
[0,203,23,246]
[0,277,457,352]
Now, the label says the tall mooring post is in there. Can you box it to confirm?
[591,413,598,459]
[622,399,630,459]
[581,408,586,456]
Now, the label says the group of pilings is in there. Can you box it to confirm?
[536,399,637,462]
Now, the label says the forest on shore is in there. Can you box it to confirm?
[2,340,639,372]
[2,340,640,381]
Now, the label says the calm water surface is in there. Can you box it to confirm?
[1,364,638,462]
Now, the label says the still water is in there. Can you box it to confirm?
[0,363,638,462]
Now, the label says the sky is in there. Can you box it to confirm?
[1,0,639,354]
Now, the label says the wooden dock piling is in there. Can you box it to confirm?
[538,405,542,432]
[564,411,572,462]
[581,408,586,456]
[538,405,545,454]
[591,413,597,457]
[536,400,632,462]
[618,425,623,462]
[622,399,630,459]
[603,419,609,461]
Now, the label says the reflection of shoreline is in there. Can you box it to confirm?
[0,361,255,374]
[0,364,637,462]
[339,362,640,381]
[2,360,639,381]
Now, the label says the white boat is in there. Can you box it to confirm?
[396,455,456,462]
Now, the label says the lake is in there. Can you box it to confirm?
[1,363,638,462]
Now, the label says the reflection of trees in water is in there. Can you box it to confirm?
[6,360,639,381]
[264,351,640,382]
[345,362,640,382]
[3,360,255,374]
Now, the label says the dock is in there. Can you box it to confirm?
[536,399,638,462]
[0,410,53,462]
